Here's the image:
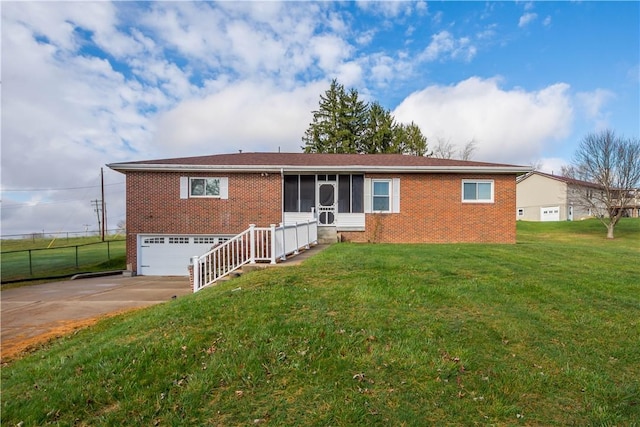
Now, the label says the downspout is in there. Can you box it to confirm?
[281,168,285,225]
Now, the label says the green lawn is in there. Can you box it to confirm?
[1,237,125,283]
[2,219,639,425]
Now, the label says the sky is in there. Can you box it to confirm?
[1,1,639,237]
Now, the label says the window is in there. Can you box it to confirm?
[300,175,315,213]
[181,177,228,199]
[143,237,165,244]
[190,178,220,197]
[462,180,494,203]
[284,175,316,213]
[373,180,391,212]
[338,174,364,213]
[364,177,399,213]
[284,175,298,212]
[194,237,217,244]
[169,237,190,244]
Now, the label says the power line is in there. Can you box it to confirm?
[1,182,124,192]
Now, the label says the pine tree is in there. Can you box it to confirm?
[302,80,348,153]
[363,102,396,153]
[302,80,430,156]
[394,122,430,156]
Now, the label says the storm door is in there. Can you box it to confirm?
[317,181,337,226]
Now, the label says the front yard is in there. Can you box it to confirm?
[2,219,638,425]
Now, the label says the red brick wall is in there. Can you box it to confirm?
[124,172,281,272]
[123,171,517,272]
[340,173,516,244]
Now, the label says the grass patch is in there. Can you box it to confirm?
[2,219,639,425]
[1,237,125,283]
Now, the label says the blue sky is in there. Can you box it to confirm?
[1,1,639,236]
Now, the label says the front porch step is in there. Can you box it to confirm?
[317,227,339,244]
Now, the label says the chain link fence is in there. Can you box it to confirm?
[1,239,126,283]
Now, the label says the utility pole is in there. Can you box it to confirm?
[101,167,106,241]
[92,199,102,236]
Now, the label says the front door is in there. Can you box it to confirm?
[318,182,336,225]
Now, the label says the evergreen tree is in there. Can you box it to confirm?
[394,122,430,156]
[302,79,346,153]
[302,80,430,156]
[362,102,396,153]
[340,88,368,153]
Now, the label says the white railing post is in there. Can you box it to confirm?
[294,222,300,255]
[280,222,287,261]
[270,224,277,264]
[249,224,256,264]
[305,219,311,249]
[191,255,200,292]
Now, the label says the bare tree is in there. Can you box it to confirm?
[571,129,640,238]
[432,137,456,159]
[559,164,576,179]
[459,138,477,161]
[529,159,543,171]
[559,164,589,181]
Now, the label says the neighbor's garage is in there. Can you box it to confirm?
[137,235,231,276]
[540,206,560,222]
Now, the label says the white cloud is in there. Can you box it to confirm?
[538,157,570,175]
[420,31,477,62]
[356,0,412,18]
[519,12,538,28]
[543,15,552,27]
[310,34,354,72]
[431,11,443,25]
[576,89,615,130]
[393,77,574,164]
[356,29,377,46]
[153,81,328,156]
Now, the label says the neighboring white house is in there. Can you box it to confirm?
[516,171,604,221]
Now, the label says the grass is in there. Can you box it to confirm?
[2,219,639,425]
[1,237,126,283]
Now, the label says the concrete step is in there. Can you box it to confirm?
[317,227,339,244]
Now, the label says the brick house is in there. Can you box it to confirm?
[108,152,529,276]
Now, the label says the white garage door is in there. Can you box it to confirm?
[540,206,560,222]
[138,235,230,276]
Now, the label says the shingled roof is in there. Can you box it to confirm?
[517,170,604,189]
[108,152,530,174]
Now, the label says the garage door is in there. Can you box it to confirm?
[540,206,560,222]
[138,235,230,276]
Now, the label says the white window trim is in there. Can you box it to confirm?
[462,179,494,203]
[364,178,400,213]
[180,177,228,199]
[372,179,392,213]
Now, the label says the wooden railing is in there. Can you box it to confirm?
[191,220,318,292]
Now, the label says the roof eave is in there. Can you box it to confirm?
[107,163,531,174]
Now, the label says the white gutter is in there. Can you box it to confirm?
[107,163,531,175]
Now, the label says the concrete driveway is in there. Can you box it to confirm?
[1,275,191,360]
